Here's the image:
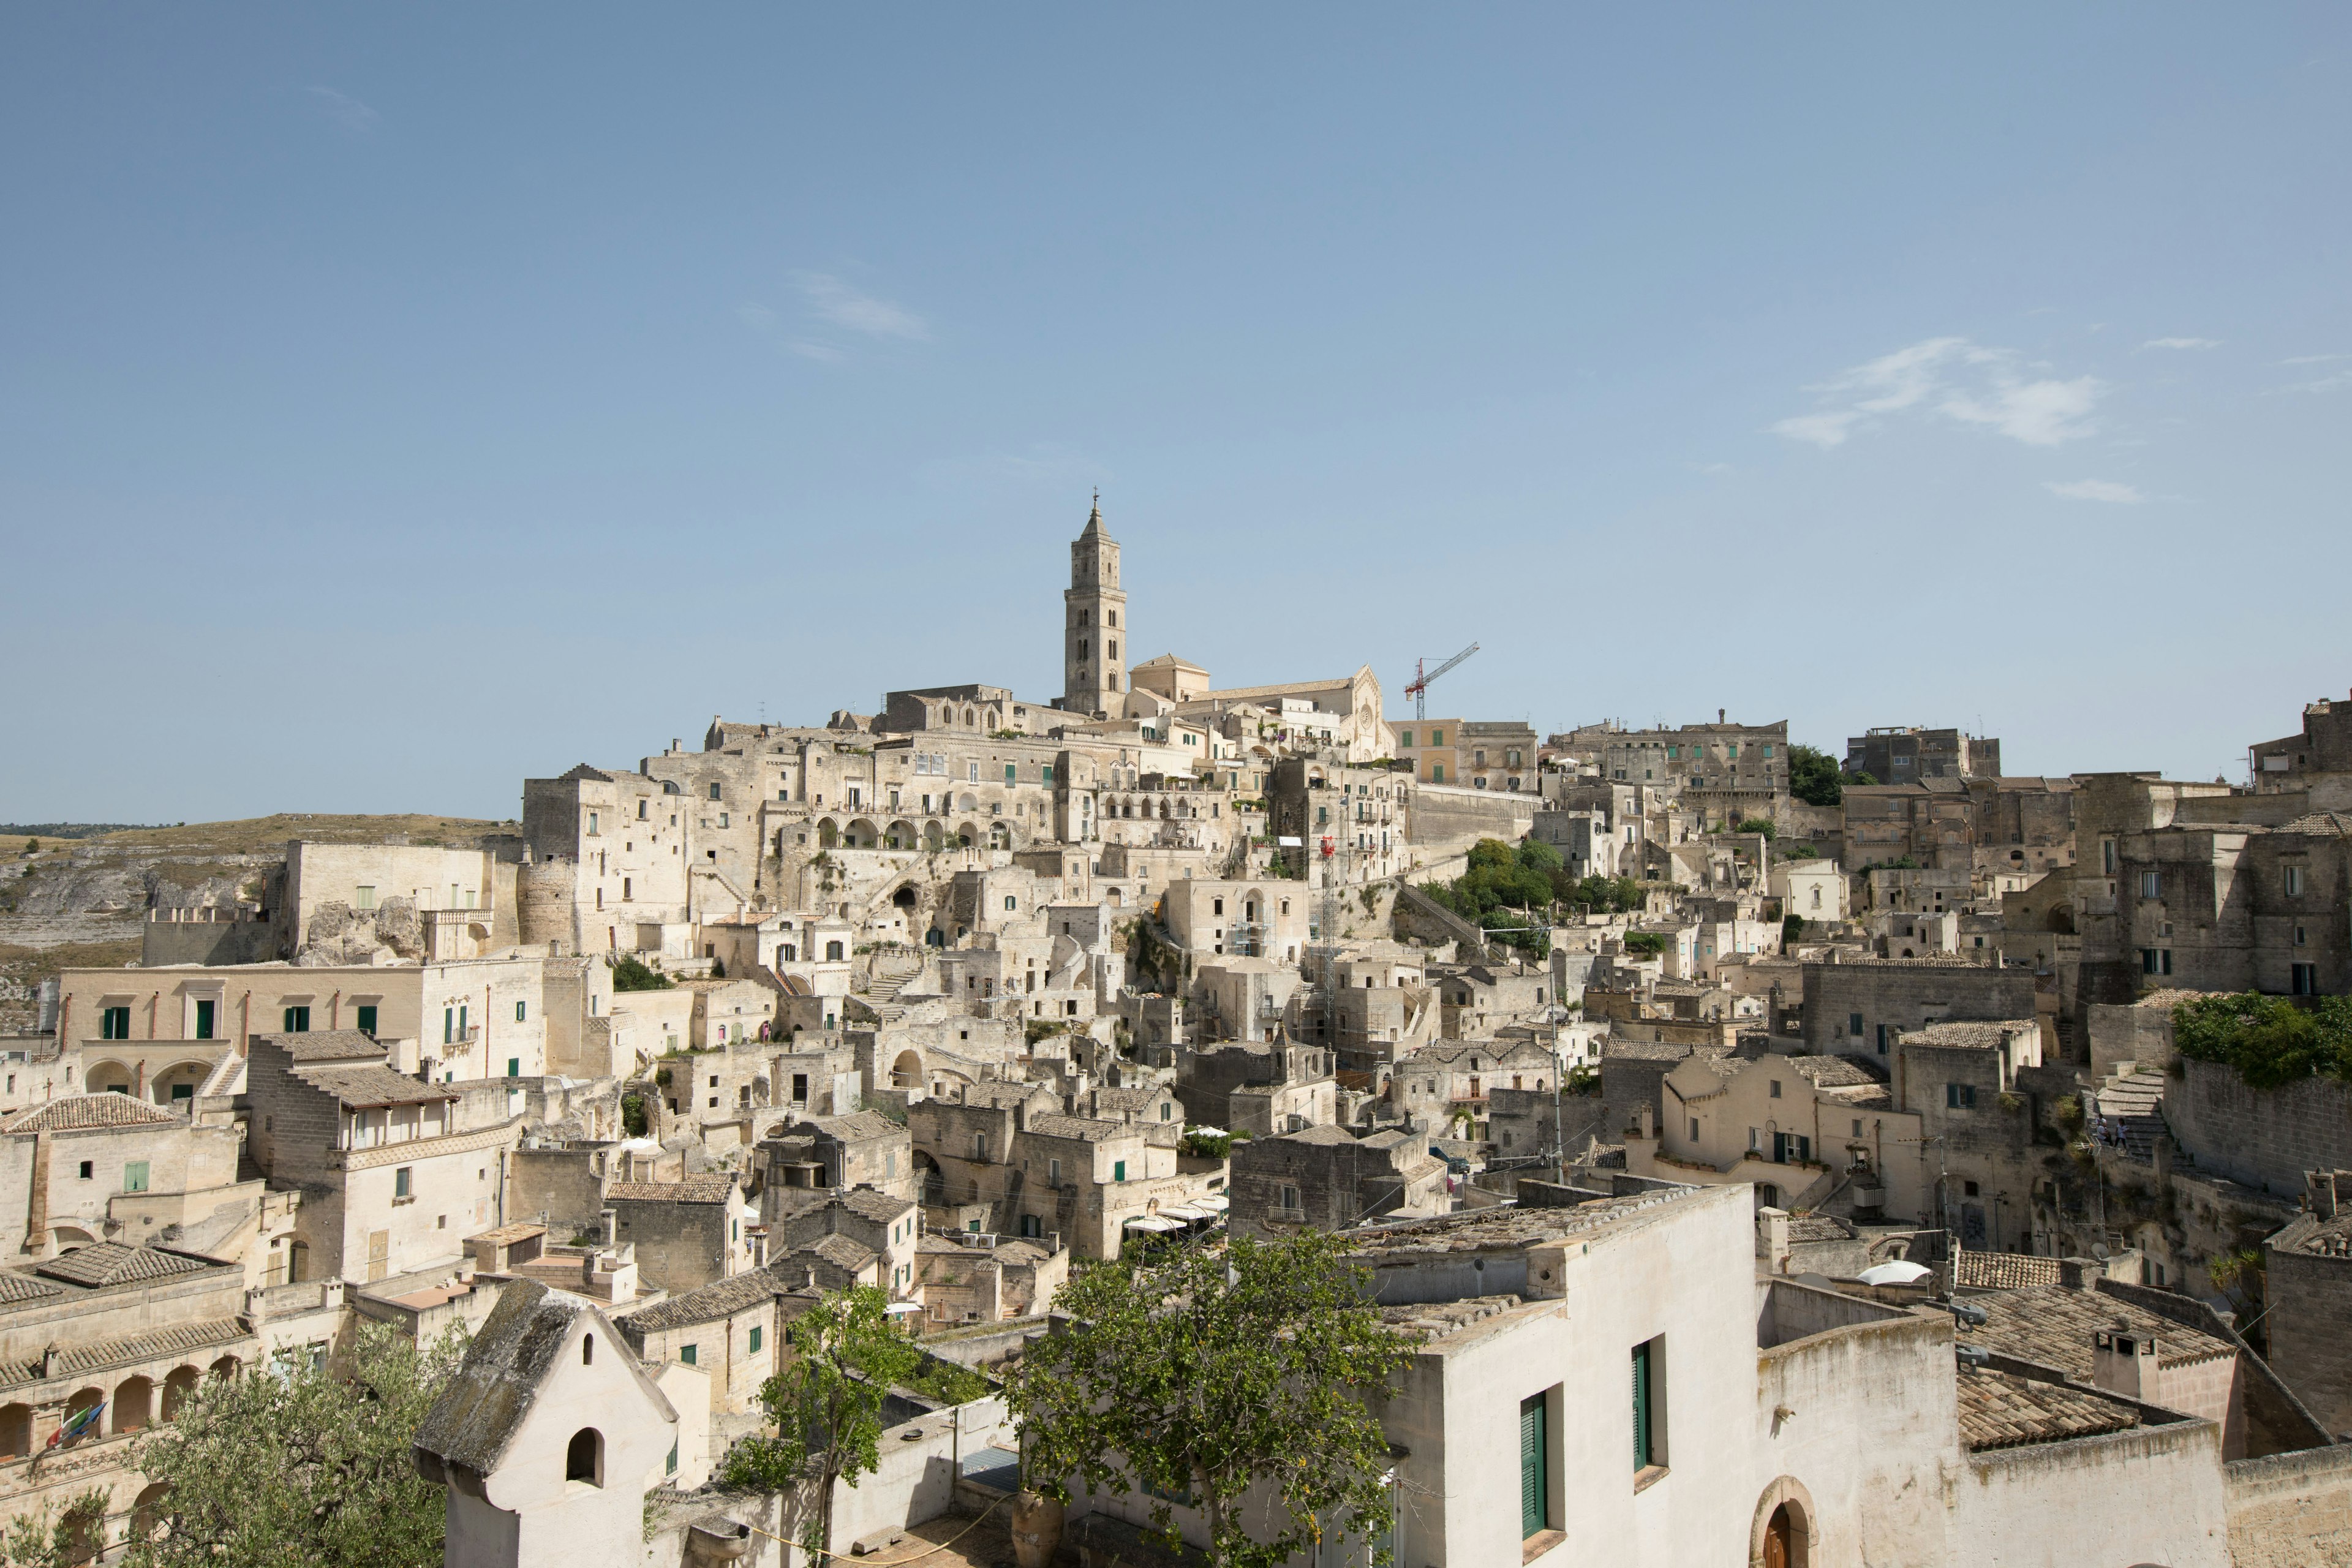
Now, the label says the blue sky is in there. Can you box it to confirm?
[3,7,2347,823]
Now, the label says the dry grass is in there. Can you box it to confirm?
[79,814,514,856]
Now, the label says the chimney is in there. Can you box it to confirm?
[2310,1170,2344,1222]
[600,1208,619,1248]
[2092,1326,2155,1401]
[1719,709,1726,725]
[2057,1256,2106,1290]
[1755,1207,1791,1273]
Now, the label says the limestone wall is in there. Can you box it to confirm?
[2168,1059,2352,1197]
[2226,1444,2352,1567]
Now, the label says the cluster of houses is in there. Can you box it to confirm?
[8,505,2352,1565]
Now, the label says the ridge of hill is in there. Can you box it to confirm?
[1,813,513,1031]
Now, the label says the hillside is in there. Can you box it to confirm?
[0,813,512,1031]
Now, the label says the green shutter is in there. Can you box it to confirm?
[1632,1342,1653,1469]
[1520,1393,1546,1537]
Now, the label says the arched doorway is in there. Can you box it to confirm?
[891,1050,923,1090]
[162,1366,200,1420]
[115,1374,154,1433]
[1748,1479,1814,1568]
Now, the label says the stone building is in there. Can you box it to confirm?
[2112,813,2352,997]
[775,1188,922,1303]
[1798,957,2035,1063]
[1844,726,2001,783]
[914,1230,1068,1325]
[2262,1170,2352,1442]
[414,1280,703,1568]
[604,1175,756,1294]
[1226,1125,1445,1238]
[1624,1051,1921,1219]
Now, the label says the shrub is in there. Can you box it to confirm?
[2172,992,2352,1089]
[612,954,674,992]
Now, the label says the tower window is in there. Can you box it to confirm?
[565,1428,603,1485]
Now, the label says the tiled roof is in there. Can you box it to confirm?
[31,1317,250,1381]
[960,1082,1050,1110]
[1091,1088,1163,1112]
[799,1234,878,1272]
[1379,1294,1528,1345]
[2,1094,180,1133]
[0,1272,66,1305]
[798,1110,907,1142]
[295,1065,460,1109]
[1026,1114,1127,1144]
[469,1223,548,1246]
[1954,1251,2063,1291]
[608,1177,737,1204]
[1957,1363,2139,1450]
[2267,1209,2352,1261]
[619,1267,790,1334]
[1902,1020,2037,1050]
[258,1031,391,1064]
[1786,1056,1886,1087]
[1970,1284,2234,1374]
[35,1243,214,1289]
[1787,1215,1855,1244]
[833,1187,914,1223]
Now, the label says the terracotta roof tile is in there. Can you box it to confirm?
[35,1243,214,1289]
[608,1177,738,1204]
[2,1094,180,1133]
[1957,1363,2139,1450]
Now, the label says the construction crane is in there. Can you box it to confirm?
[1403,643,1480,721]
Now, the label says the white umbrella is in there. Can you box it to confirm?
[1856,1261,1932,1287]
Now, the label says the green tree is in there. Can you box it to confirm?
[0,1489,107,1567]
[2172,993,2352,1089]
[1786,745,1843,807]
[611,954,674,992]
[1781,914,1806,946]
[1623,931,1668,957]
[120,1324,463,1568]
[18,838,36,856]
[1006,1231,1413,1568]
[722,1286,921,1564]
[1734,817,1777,840]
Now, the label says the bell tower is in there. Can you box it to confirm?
[1061,494,1128,717]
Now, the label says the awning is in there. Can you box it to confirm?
[1157,1205,1210,1222]
[1123,1215,1185,1232]
[883,1302,927,1315]
[1192,1194,1231,1213]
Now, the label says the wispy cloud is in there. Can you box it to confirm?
[1771,337,2105,449]
[2282,353,2346,366]
[921,441,1105,494]
[304,86,380,134]
[739,273,930,366]
[737,302,854,364]
[2141,337,2219,351]
[790,272,929,342]
[2045,479,2145,504]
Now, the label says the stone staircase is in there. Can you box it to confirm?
[864,953,930,1025]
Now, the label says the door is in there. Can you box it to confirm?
[1763,1504,1793,1568]
[366,1230,390,1283]
[193,1000,215,1041]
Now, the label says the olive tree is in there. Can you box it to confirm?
[1006,1232,1412,1568]
[721,1286,920,1564]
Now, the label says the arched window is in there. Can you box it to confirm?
[581,1333,594,1366]
[566,1428,603,1486]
